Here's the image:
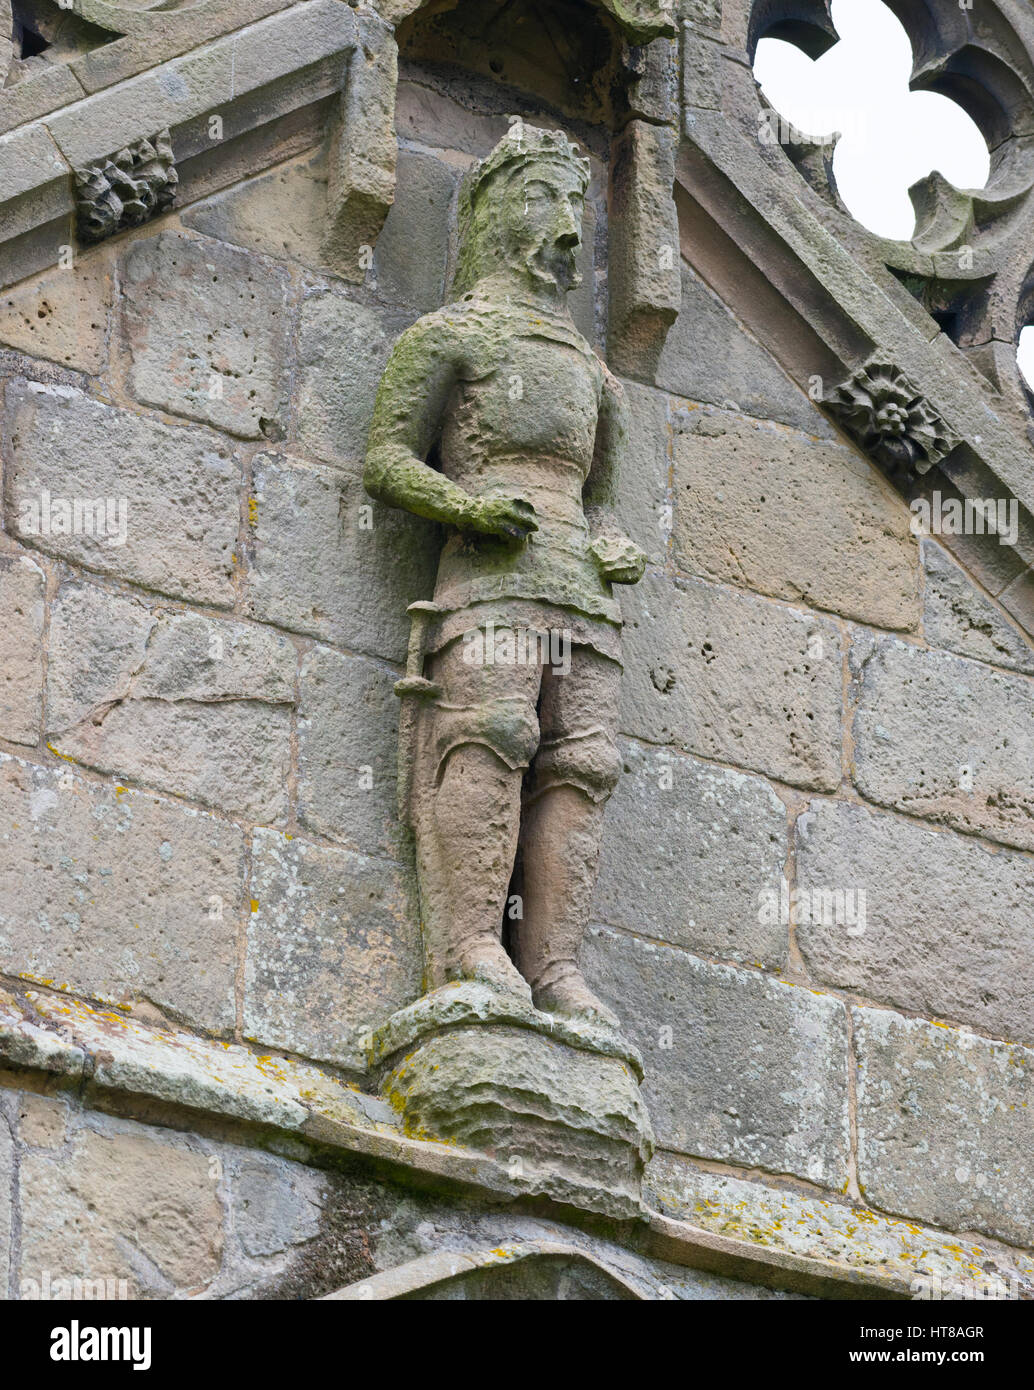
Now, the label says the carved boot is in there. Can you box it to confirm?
[514,783,621,1031]
[413,742,532,1003]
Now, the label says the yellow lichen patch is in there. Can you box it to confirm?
[248,497,259,526]
[250,899,259,913]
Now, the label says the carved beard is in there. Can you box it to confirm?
[523,232,581,294]
[536,238,581,293]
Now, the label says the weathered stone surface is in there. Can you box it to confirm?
[370,979,644,1078]
[797,799,1034,1046]
[28,994,309,1132]
[0,551,45,747]
[852,635,1034,852]
[621,379,671,565]
[121,231,290,439]
[583,926,850,1188]
[620,569,843,790]
[854,1007,1034,1247]
[373,147,458,312]
[0,250,113,375]
[6,381,239,607]
[295,288,415,467]
[0,1097,11,1296]
[383,1024,653,1218]
[45,577,154,734]
[648,1154,1034,1297]
[0,986,85,1077]
[17,1093,69,1150]
[297,645,400,858]
[46,584,294,822]
[673,410,919,629]
[244,828,421,1070]
[657,264,835,435]
[0,122,71,288]
[54,698,292,824]
[922,540,1034,675]
[594,737,788,967]
[1000,567,1034,639]
[182,148,328,270]
[19,1119,224,1297]
[234,1152,324,1258]
[394,78,510,159]
[0,753,242,1033]
[243,451,438,663]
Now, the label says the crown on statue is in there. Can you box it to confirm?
[464,122,591,207]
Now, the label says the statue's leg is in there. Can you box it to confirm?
[411,635,542,1001]
[514,645,623,1028]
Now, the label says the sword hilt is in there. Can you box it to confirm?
[394,600,442,700]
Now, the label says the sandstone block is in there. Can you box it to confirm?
[0,551,45,746]
[852,636,1034,851]
[922,540,1034,675]
[182,149,329,273]
[583,925,850,1188]
[620,569,843,790]
[372,147,458,312]
[673,411,918,629]
[233,1152,324,1258]
[46,579,295,823]
[295,288,415,467]
[0,753,242,1032]
[657,264,835,435]
[594,737,788,967]
[6,381,239,607]
[620,379,671,565]
[243,451,438,663]
[121,231,290,439]
[0,249,114,375]
[244,829,421,1070]
[797,798,1034,1046]
[19,1120,224,1297]
[854,1007,1034,1247]
[297,645,401,858]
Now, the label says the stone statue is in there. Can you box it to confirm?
[365,123,645,1037]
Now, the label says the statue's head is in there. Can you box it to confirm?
[453,124,591,300]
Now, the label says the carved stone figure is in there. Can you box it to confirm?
[365,124,645,1038]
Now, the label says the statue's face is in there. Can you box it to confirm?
[499,160,586,294]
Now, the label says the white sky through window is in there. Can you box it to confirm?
[753,0,989,241]
[751,0,1034,381]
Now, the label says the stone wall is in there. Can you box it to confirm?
[1,0,1033,1299]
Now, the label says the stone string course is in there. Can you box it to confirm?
[0,18,1033,1288]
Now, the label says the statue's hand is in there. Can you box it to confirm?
[589,533,646,585]
[466,495,539,543]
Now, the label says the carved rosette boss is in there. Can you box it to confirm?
[362,124,654,1213]
[826,360,960,480]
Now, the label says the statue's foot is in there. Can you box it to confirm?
[532,971,621,1032]
[454,940,533,1005]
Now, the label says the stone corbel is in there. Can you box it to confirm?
[74,128,177,243]
[607,29,682,379]
[608,117,682,379]
[323,11,398,282]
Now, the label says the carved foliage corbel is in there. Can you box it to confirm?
[74,129,177,244]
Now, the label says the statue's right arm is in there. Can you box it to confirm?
[364,316,537,542]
